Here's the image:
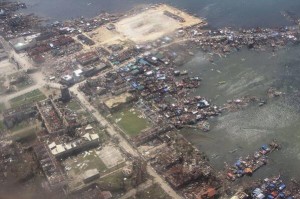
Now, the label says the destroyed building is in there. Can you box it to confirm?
[3,104,37,129]
[9,34,39,52]
[76,51,99,66]
[33,143,67,192]
[36,99,67,135]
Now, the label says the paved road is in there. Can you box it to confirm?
[70,84,181,199]
[120,179,153,199]
[0,37,60,107]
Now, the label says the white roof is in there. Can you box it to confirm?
[62,75,73,81]
[51,144,65,155]
[74,69,83,76]
[48,142,56,149]
[83,133,99,141]
[85,124,93,130]
[65,143,72,150]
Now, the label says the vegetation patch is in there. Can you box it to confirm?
[9,89,46,108]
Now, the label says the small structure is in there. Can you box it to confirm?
[106,24,115,30]
[61,74,74,86]
[83,169,100,184]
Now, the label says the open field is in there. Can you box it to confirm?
[89,26,127,46]
[64,150,107,175]
[88,4,203,46]
[112,107,150,137]
[9,89,46,108]
[96,170,133,193]
[66,99,82,111]
[115,4,203,43]
[128,183,172,199]
[96,144,125,168]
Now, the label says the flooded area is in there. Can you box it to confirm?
[180,46,300,181]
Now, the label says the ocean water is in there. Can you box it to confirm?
[21,0,300,28]
[20,0,300,181]
[180,47,300,181]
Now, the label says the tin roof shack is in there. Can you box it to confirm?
[104,92,135,111]
[3,103,37,129]
[36,99,67,135]
[48,133,100,159]
[76,51,99,66]
[82,169,100,184]
[28,36,74,57]
[9,34,39,52]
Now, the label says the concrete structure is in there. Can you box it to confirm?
[61,86,71,102]
[49,133,100,159]
[9,34,39,52]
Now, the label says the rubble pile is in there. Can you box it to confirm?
[0,142,37,186]
[145,131,219,197]
[33,143,67,192]
[37,99,66,134]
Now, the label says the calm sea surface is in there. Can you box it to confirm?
[21,0,300,181]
